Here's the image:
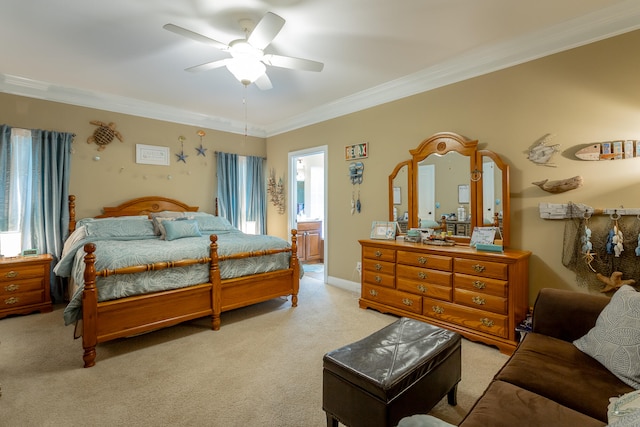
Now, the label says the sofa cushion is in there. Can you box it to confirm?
[459,381,605,427]
[495,332,633,422]
[574,285,640,389]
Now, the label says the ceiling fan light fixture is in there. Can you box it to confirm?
[226,58,266,85]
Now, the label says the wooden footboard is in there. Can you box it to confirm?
[81,232,299,368]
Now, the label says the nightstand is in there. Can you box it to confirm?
[0,254,53,319]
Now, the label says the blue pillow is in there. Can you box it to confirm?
[191,213,235,231]
[163,219,202,241]
[84,218,156,238]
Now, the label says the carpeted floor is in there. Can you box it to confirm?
[0,275,508,426]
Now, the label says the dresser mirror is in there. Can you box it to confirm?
[388,132,510,246]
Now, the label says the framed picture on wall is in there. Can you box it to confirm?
[136,144,170,166]
[458,184,470,204]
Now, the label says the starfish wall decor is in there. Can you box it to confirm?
[195,130,207,157]
[176,135,188,163]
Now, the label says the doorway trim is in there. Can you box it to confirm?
[288,146,328,282]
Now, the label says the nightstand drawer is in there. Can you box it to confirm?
[0,264,46,282]
[1,290,44,309]
[0,277,44,296]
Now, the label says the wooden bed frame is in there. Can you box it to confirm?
[67,195,299,368]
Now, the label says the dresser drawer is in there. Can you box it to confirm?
[0,264,46,282]
[454,288,508,315]
[397,279,452,301]
[454,273,507,297]
[397,251,452,271]
[454,258,507,280]
[423,297,508,338]
[362,246,395,263]
[1,289,44,309]
[362,284,422,314]
[0,277,44,296]
[363,270,395,289]
[397,264,451,287]
[363,259,395,276]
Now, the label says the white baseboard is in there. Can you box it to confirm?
[326,276,360,293]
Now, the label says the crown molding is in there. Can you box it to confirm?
[2,1,639,139]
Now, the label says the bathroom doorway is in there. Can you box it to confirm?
[288,146,327,282]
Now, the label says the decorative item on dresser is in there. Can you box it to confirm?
[365,132,531,354]
[0,254,53,319]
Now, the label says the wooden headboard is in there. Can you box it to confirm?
[68,195,207,233]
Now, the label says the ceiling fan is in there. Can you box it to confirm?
[163,12,324,90]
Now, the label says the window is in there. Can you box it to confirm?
[1,128,33,257]
[237,156,256,234]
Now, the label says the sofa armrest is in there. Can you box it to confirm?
[531,288,609,342]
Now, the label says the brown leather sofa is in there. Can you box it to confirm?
[459,288,634,427]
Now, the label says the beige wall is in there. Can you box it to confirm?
[267,30,640,302]
[0,94,265,219]
[3,30,640,304]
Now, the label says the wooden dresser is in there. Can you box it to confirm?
[0,254,53,319]
[359,239,530,354]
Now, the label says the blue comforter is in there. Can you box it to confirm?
[56,225,293,325]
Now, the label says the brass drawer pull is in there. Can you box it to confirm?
[417,284,427,293]
[402,298,413,306]
[417,256,427,265]
[473,280,486,289]
[432,305,444,314]
[375,275,382,283]
[472,296,486,305]
[4,296,19,305]
[480,318,494,327]
[418,271,427,280]
[375,251,383,258]
[5,271,18,279]
[369,289,378,297]
[375,263,382,271]
[472,264,486,273]
[5,284,20,292]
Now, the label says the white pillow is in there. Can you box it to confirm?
[574,285,640,389]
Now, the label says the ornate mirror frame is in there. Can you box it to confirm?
[388,132,511,247]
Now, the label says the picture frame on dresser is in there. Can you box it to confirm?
[370,221,398,240]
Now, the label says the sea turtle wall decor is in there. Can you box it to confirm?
[87,120,124,151]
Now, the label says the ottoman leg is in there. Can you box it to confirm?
[447,382,458,406]
[326,413,338,427]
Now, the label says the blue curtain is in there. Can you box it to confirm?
[216,152,239,228]
[245,155,266,234]
[0,124,73,303]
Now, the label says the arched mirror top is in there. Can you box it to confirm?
[410,132,479,162]
[389,132,511,247]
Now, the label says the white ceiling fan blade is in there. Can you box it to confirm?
[163,23,229,51]
[262,54,324,72]
[185,59,229,73]
[247,12,285,50]
[254,73,273,90]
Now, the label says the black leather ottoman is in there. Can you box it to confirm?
[322,317,461,427]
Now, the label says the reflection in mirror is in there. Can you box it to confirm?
[417,152,470,235]
[479,149,509,246]
[388,161,411,232]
